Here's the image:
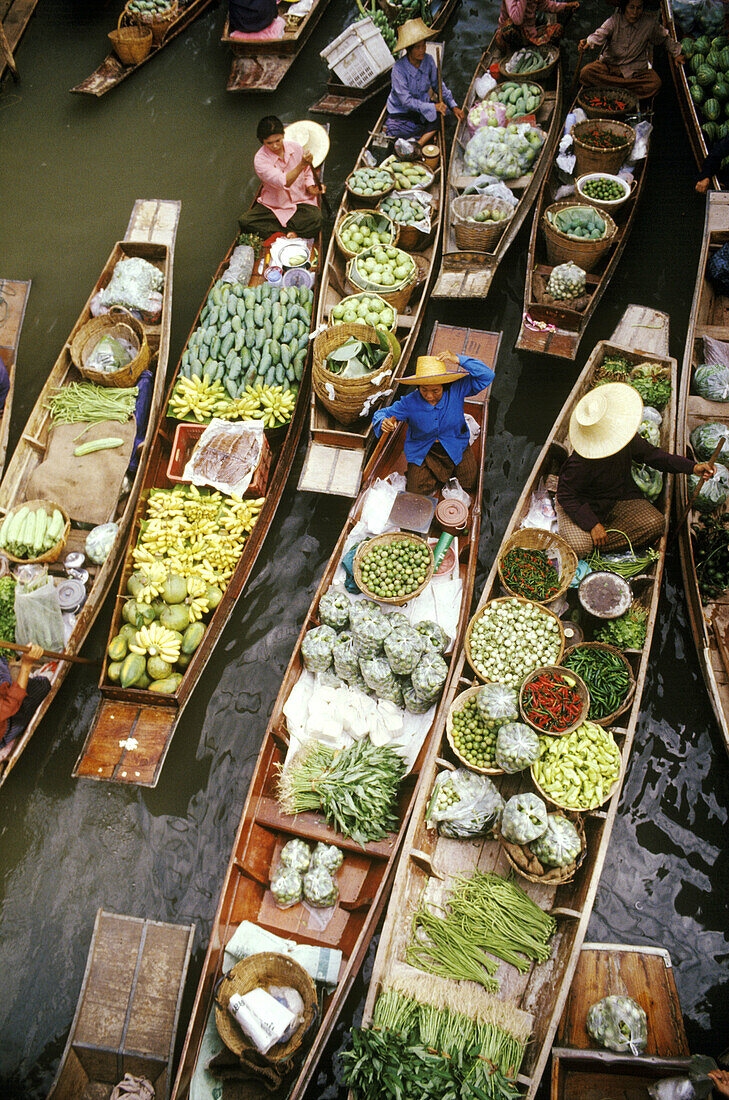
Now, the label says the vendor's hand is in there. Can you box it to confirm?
[301,151,314,166]
[694,461,716,479]
[675,51,686,64]
[579,38,592,50]
[709,1070,729,1098]
[435,101,448,116]
[591,522,609,548]
[438,350,461,369]
[696,177,711,194]
[454,106,465,122]
[20,644,43,667]
[380,416,399,434]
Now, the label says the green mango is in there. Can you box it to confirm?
[119,623,139,644]
[181,622,206,655]
[120,653,147,688]
[122,600,155,628]
[147,656,173,681]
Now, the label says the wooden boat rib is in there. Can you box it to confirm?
[432,37,563,300]
[223,0,333,93]
[355,304,677,1100]
[48,908,195,1100]
[516,106,651,360]
[170,320,500,1100]
[70,0,215,98]
[0,0,38,83]
[298,101,445,498]
[0,277,31,474]
[73,209,323,788]
[0,198,180,790]
[677,190,729,760]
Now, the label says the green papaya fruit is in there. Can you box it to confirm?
[148,674,183,694]
[205,584,224,610]
[120,653,147,688]
[181,621,206,655]
[119,623,139,644]
[107,634,128,662]
[107,660,123,683]
[147,656,173,681]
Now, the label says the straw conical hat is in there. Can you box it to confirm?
[283,120,330,168]
[395,17,435,54]
[400,355,468,386]
[569,383,643,459]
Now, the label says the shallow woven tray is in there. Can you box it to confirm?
[498,527,578,604]
[1,498,71,565]
[346,249,419,313]
[519,664,590,737]
[215,953,317,1062]
[445,685,505,776]
[576,85,639,120]
[502,811,587,884]
[562,641,636,725]
[464,595,566,683]
[498,46,558,83]
[353,531,434,605]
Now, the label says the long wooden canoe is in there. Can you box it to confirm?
[222,0,333,93]
[676,190,729,760]
[432,37,563,299]
[551,942,690,1098]
[298,104,445,498]
[0,276,31,474]
[0,198,179,789]
[516,104,651,360]
[354,304,677,1100]
[73,216,323,788]
[48,908,195,1100]
[70,0,215,98]
[0,0,37,83]
[170,320,500,1100]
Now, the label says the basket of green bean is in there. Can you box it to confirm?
[561,642,635,724]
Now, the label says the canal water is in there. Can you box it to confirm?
[0,0,727,1094]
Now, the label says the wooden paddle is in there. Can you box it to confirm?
[673,438,724,538]
[0,20,18,81]
[0,639,100,666]
[436,43,446,159]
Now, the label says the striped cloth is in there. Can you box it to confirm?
[556,498,665,558]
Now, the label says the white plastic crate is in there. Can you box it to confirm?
[320,17,393,89]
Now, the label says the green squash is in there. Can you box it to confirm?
[704,97,721,120]
[702,120,720,142]
[720,45,729,69]
[147,656,173,681]
[107,661,123,684]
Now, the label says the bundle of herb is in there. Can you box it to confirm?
[586,545,659,578]
[594,603,648,649]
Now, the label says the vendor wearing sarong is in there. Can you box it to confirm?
[372,352,494,495]
[385,19,464,144]
[229,0,285,39]
[579,0,684,99]
[238,116,324,240]
[556,383,712,557]
[0,644,51,763]
[497,0,580,50]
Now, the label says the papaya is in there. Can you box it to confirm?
[120,653,147,688]
[107,660,123,683]
[147,656,173,680]
[160,603,191,633]
[161,573,187,604]
[181,622,206,655]
[119,623,139,644]
[107,634,129,662]
[176,651,193,669]
[136,671,152,690]
[148,674,183,694]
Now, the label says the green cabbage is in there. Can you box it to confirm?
[693,362,729,402]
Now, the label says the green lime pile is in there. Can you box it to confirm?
[450,698,499,769]
[358,538,430,599]
[348,167,394,197]
[431,776,461,814]
[330,295,396,329]
[353,247,416,289]
[339,215,393,255]
[580,177,626,202]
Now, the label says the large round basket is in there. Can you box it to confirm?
[445,685,505,776]
[452,194,514,252]
[378,193,434,252]
[572,119,635,177]
[69,305,151,387]
[464,596,566,683]
[575,172,633,214]
[519,664,590,737]
[562,641,636,725]
[328,293,398,333]
[576,85,639,120]
[346,251,419,313]
[215,953,317,1063]
[502,811,587,885]
[353,531,434,605]
[542,201,617,274]
[313,323,394,426]
[344,169,395,208]
[487,81,546,119]
[498,45,559,83]
[108,12,153,64]
[497,528,578,604]
[335,210,399,261]
[1,499,71,565]
[531,729,623,811]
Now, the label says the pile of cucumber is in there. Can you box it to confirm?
[0,504,66,560]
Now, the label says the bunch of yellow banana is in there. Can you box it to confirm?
[221,496,265,540]
[129,623,181,664]
[185,576,209,622]
[259,386,296,428]
[217,392,265,421]
[169,376,225,422]
[137,561,167,604]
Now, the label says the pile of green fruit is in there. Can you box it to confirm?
[579,176,626,203]
[0,504,66,561]
[683,33,729,143]
[504,47,547,75]
[357,536,431,599]
[337,213,394,256]
[330,294,397,330]
[468,206,510,224]
[378,193,429,227]
[450,695,499,769]
[488,81,542,119]
[351,246,416,290]
[385,160,433,191]
[126,0,175,16]
[550,205,607,241]
[347,166,394,198]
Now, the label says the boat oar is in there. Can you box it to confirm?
[672,438,724,538]
[311,161,332,221]
[568,44,586,101]
[436,43,446,157]
[0,639,101,666]
[0,21,18,81]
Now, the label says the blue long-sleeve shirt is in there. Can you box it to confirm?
[386,54,457,123]
[372,355,494,465]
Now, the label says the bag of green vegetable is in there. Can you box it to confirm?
[495,721,540,772]
[311,842,343,873]
[546,262,586,301]
[688,461,729,511]
[351,605,392,659]
[528,813,582,867]
[303,865,339,908]
[501,792,548,844]
[401,676,434,714]
[638,417,660,446]
[270,865,304,909]
[383,624,425,675]
[476,681,519,721]
[586,994,648,1054]
[415,620,448,654]
[690,421,729,463]
[631,462,663,501]
[14,569,65,652]
[411,650,448,704]
[279,838,312,873]
[426,767,504,837]
[332,631,360,681]
[360,655,403,705]
[629,363,672,409]
[301,624,338,673]
[85,522,119,565]
[86,334,133,374]
[318,588,351,631]
[693,361,729,401]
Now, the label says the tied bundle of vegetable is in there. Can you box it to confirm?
[500,546,560,601]
[45,382,138,425]
[0,574,16,661]
[586,543,659,578]
[594,604,648,649]
[562,645,631,720]
[277,739,406,844]
[627,362,672,409]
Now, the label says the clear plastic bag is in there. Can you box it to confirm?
[301,625,338,673]
[415,620,448,655]
[401,677,433,714]
[332,632,360,680]
[303,866,339,908]
[529,814,582,867]
[476,682,519,721]
[501,792,549,845]
[14,570,65,651]
[546,262,586,301]
[495,721,540,773]
[360,655,399,698]
[426,767,504,837]
[441,478,471,507]
[87,334,133,374]
[586,995,648,1055]
[270,865,304,909]
[279,838,312,874]
[351,606,392,660]
[383,625,425,675]
[648,1055,718,1100]
[688,462,729,512]
[361,473,406,534]
[522,479,558,532]
[311,842,344,873]
[411,651,448,703]
[319,588,351,631]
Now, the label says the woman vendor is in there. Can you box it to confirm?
[238,116,324,239]
[579,0,684,99]
[228,0,285,40]
[497,0,580,50]
[385,19,464,143]
[0,644,50,764]
[556,383,713,557]
[372,352,494,495]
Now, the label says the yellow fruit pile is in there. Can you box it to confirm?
[169,378,296,427]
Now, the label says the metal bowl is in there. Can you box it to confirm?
[578,571,632,620]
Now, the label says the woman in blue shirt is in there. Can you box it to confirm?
[385,19,464,143]
[372,352,494,495]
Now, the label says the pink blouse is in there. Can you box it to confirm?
[253,140,317,226]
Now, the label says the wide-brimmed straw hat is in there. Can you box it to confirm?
[569,383,643,459]
[395,17,435,54]
[283,120,330,168]
[400,356,468,386]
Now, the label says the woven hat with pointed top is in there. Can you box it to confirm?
[395,17,436,54]
[569,383,643,458]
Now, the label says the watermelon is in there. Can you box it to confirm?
[704,97,721,120]
[714,79,729,100]
[697,64,717,86]
[719,45,729,69]
[707,50,721,70]
[719,121,729,139]
[695,35,712,53]
[692,83,706,104]
[703,120,719,142]
[713,35,729,49]
[691,53,706,74]
[682,36,696,58]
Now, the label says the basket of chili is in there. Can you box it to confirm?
[502,810,587,885]
[498,528,578,604]
[561,642,636,725]
[572,119,635,176]
[519,665,590,736]
[576,86,639,120]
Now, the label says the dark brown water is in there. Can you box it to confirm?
[0,1,727,1096]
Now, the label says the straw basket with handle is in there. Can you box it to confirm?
[108,11,153,65]
[497,528,578,604]
[576,85,639,120]
[125,0,179,44]
[335,210,399,261]
[353,531,434,605]
[445,685,504,776]
[562,641,636,725]
[452,194,514,252]
[313,323,394,426]
[70,305,151,388]
[572,119,635,176]
[542,201,617,273]
[502,810,587,885]
[1,499,71,565]
[346,249,419,313]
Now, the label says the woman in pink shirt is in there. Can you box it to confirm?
[239,116,324,240]
[497,0,579,48]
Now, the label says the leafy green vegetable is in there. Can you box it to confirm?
[0,574,16,661]
[595,604,648,649]
[628,363,672,409]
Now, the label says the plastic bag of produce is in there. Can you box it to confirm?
[546,262,586,301]
[301,624,338,673]
[303,866,339,908]
[426,767,505,838]
[631,463,663,502]
[85,522,118,565]
[386,611,410,631]
[14,570,65,652]
[279,838,312,874]
[411,650,448,703]
[688,462,729,511]
[97,256,164,319]
[270,865,303,909]
[495,721,540,773]
[642,406,662,426]
[529,813,582,867]
[318,667,346,689]
[415,620,448,654]
[311,842,344,873]
[87,334,133,374]
[586,995,648,1054]
[360,655,399,698]
[648,1055,719,1100]
[693,362,729,402]
[401,676,434,713]
[383,625,425,675]
[319,588,351,631]
[467,99,507,134]
[690,421,729,463]
[638,418,660,446]
[476,682,519,721]
[332,632,360,681]
[501,792,549,845]
[351,606,392,660]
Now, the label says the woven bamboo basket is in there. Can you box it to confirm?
[313,323,394,426]
[519,664,590,736]
[1,499,71,565]
[127,0,178,44]
[465,595,566,683]
[353,531,434,605]
[452,195,514,252]
[572,119,635,176]
[70,305,151,387]
[531,728,623,811]
[215,953,317,1062]
[562,641,636,725]
[498,46,558,83]
[502,811,587,884]
[576,85,639,120]
[344,170,395,208]
[378,193,434,252]
[542,202,617,274]
[346,250,419,313]
[497,527,578,604]
[445,685,504,776]
[108,12,153,64]
[328,293,398,332]
[335,210,399,261]
[487,81,546,119]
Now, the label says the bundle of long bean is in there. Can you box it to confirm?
[45,382,138,425]
[586,545,659,578]
[562,645,631,719]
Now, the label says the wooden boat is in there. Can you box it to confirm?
[677,190,729,760]
[48,908,195,1100]
[551,942,690,1098]
[0,198,179,789]
[432,36,563,299]
[73,210,323,788]
[170,320,500,1100]
[516,103,652,360]
[222,0,333,93]
[660,0,719,186]
[355,304,677,1100]
[298,103,445,497]
[0,0,38,83]
[70,0,215,98]
[0,276,31,473]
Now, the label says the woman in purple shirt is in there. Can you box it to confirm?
[385,19,464,143]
